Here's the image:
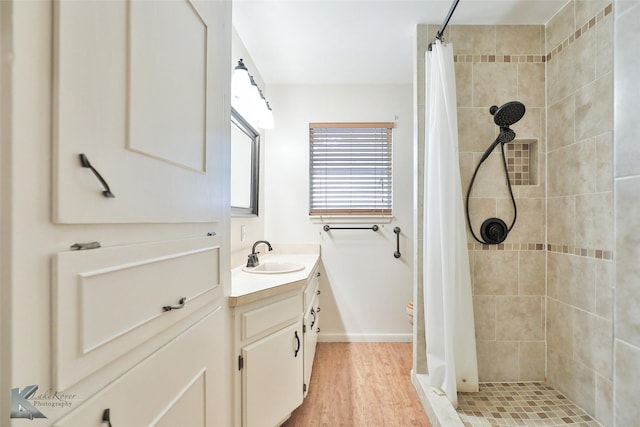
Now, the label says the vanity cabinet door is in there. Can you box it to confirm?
[242,321,303,427]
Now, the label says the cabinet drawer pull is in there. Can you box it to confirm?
[102,408,113,427]
[316,327,320,334]
[316,290,321,295]
[310,308,316,328]
[316,272,320,277]
[294,330,301,357]
[316,306,321,313]
[162,297,187,312]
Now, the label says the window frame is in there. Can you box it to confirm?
[308,122,394,217]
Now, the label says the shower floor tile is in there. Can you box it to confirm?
[457,382,601,427]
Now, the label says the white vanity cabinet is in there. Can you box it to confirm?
[234,292,304,427]
[231,256,321,427]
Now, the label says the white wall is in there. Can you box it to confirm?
[264,84,414,341]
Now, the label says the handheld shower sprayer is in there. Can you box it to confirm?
[466,101,526,244]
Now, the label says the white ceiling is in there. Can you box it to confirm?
[233,0,568,85]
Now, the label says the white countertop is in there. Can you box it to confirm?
[229,253,320,307]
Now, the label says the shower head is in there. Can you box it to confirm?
[489,101,526,127]
[498,127,516,144]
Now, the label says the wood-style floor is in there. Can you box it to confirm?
[281,342,431,427]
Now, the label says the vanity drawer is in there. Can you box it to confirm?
[241,293,301,342]
[53,308,226,427]
[53,237,221,391]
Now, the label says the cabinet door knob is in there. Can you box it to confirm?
[294,330,301,357]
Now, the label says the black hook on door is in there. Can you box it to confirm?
[79,153,115,198]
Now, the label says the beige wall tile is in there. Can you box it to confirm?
[596,13,613,78]
[595,259,613,320]
[571,26,597,91]
[546,1,575,52]
[457,107,496,152]
[547,95,575,153]
[548,141,596,197]
[499,198,544,243]
[576,0,611,26]
[614,340,640,427]
[473,251,518,295]
[519,341,546,381]
[595,374,613,427]
[450,25,495,55]
[476,340,519,381]
[575,75,613,141]
[575,192,613,251]
[547,298,574,357]
[547,252,571,303]
[595,132,613,193]
[517,63,545,108]
[454,62,472,107]
[573,309,613,379]
[518,250,545,295]
[568,255,597,312]
[473,295,496,340]
[547,195,576,246]
[548,348,596,416]
[496,296,544,340]
[496,25,544,55]
[472,63,518,108]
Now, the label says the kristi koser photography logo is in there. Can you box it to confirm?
[11,385,78,419]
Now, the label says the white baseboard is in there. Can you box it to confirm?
[318,333,412,342]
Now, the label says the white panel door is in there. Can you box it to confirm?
[52,0,226,223]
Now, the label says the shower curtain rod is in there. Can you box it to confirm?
[428,0,461,51]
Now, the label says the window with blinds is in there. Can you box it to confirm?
[309,122,393,215]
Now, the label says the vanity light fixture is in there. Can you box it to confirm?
[232,58,274,129]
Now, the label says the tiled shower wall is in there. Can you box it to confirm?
[453,25,548,382]
[415,24,548,382]
[415,3,616,425]
[545,2,614,426]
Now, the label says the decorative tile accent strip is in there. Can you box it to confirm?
[454,54,546,63]
[467,242,612,260]
[457,382,600,427]
[547,243,613,260]
[468,243,545,251]
[546,2,613,62]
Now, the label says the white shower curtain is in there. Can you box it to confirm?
[423,40,479,407]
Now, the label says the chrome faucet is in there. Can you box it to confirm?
[246,240,273,267]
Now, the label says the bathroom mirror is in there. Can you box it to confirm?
[231,107,260,216]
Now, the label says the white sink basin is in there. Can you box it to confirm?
[242,262,305,274]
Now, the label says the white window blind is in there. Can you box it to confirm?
[309,122,393,215]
